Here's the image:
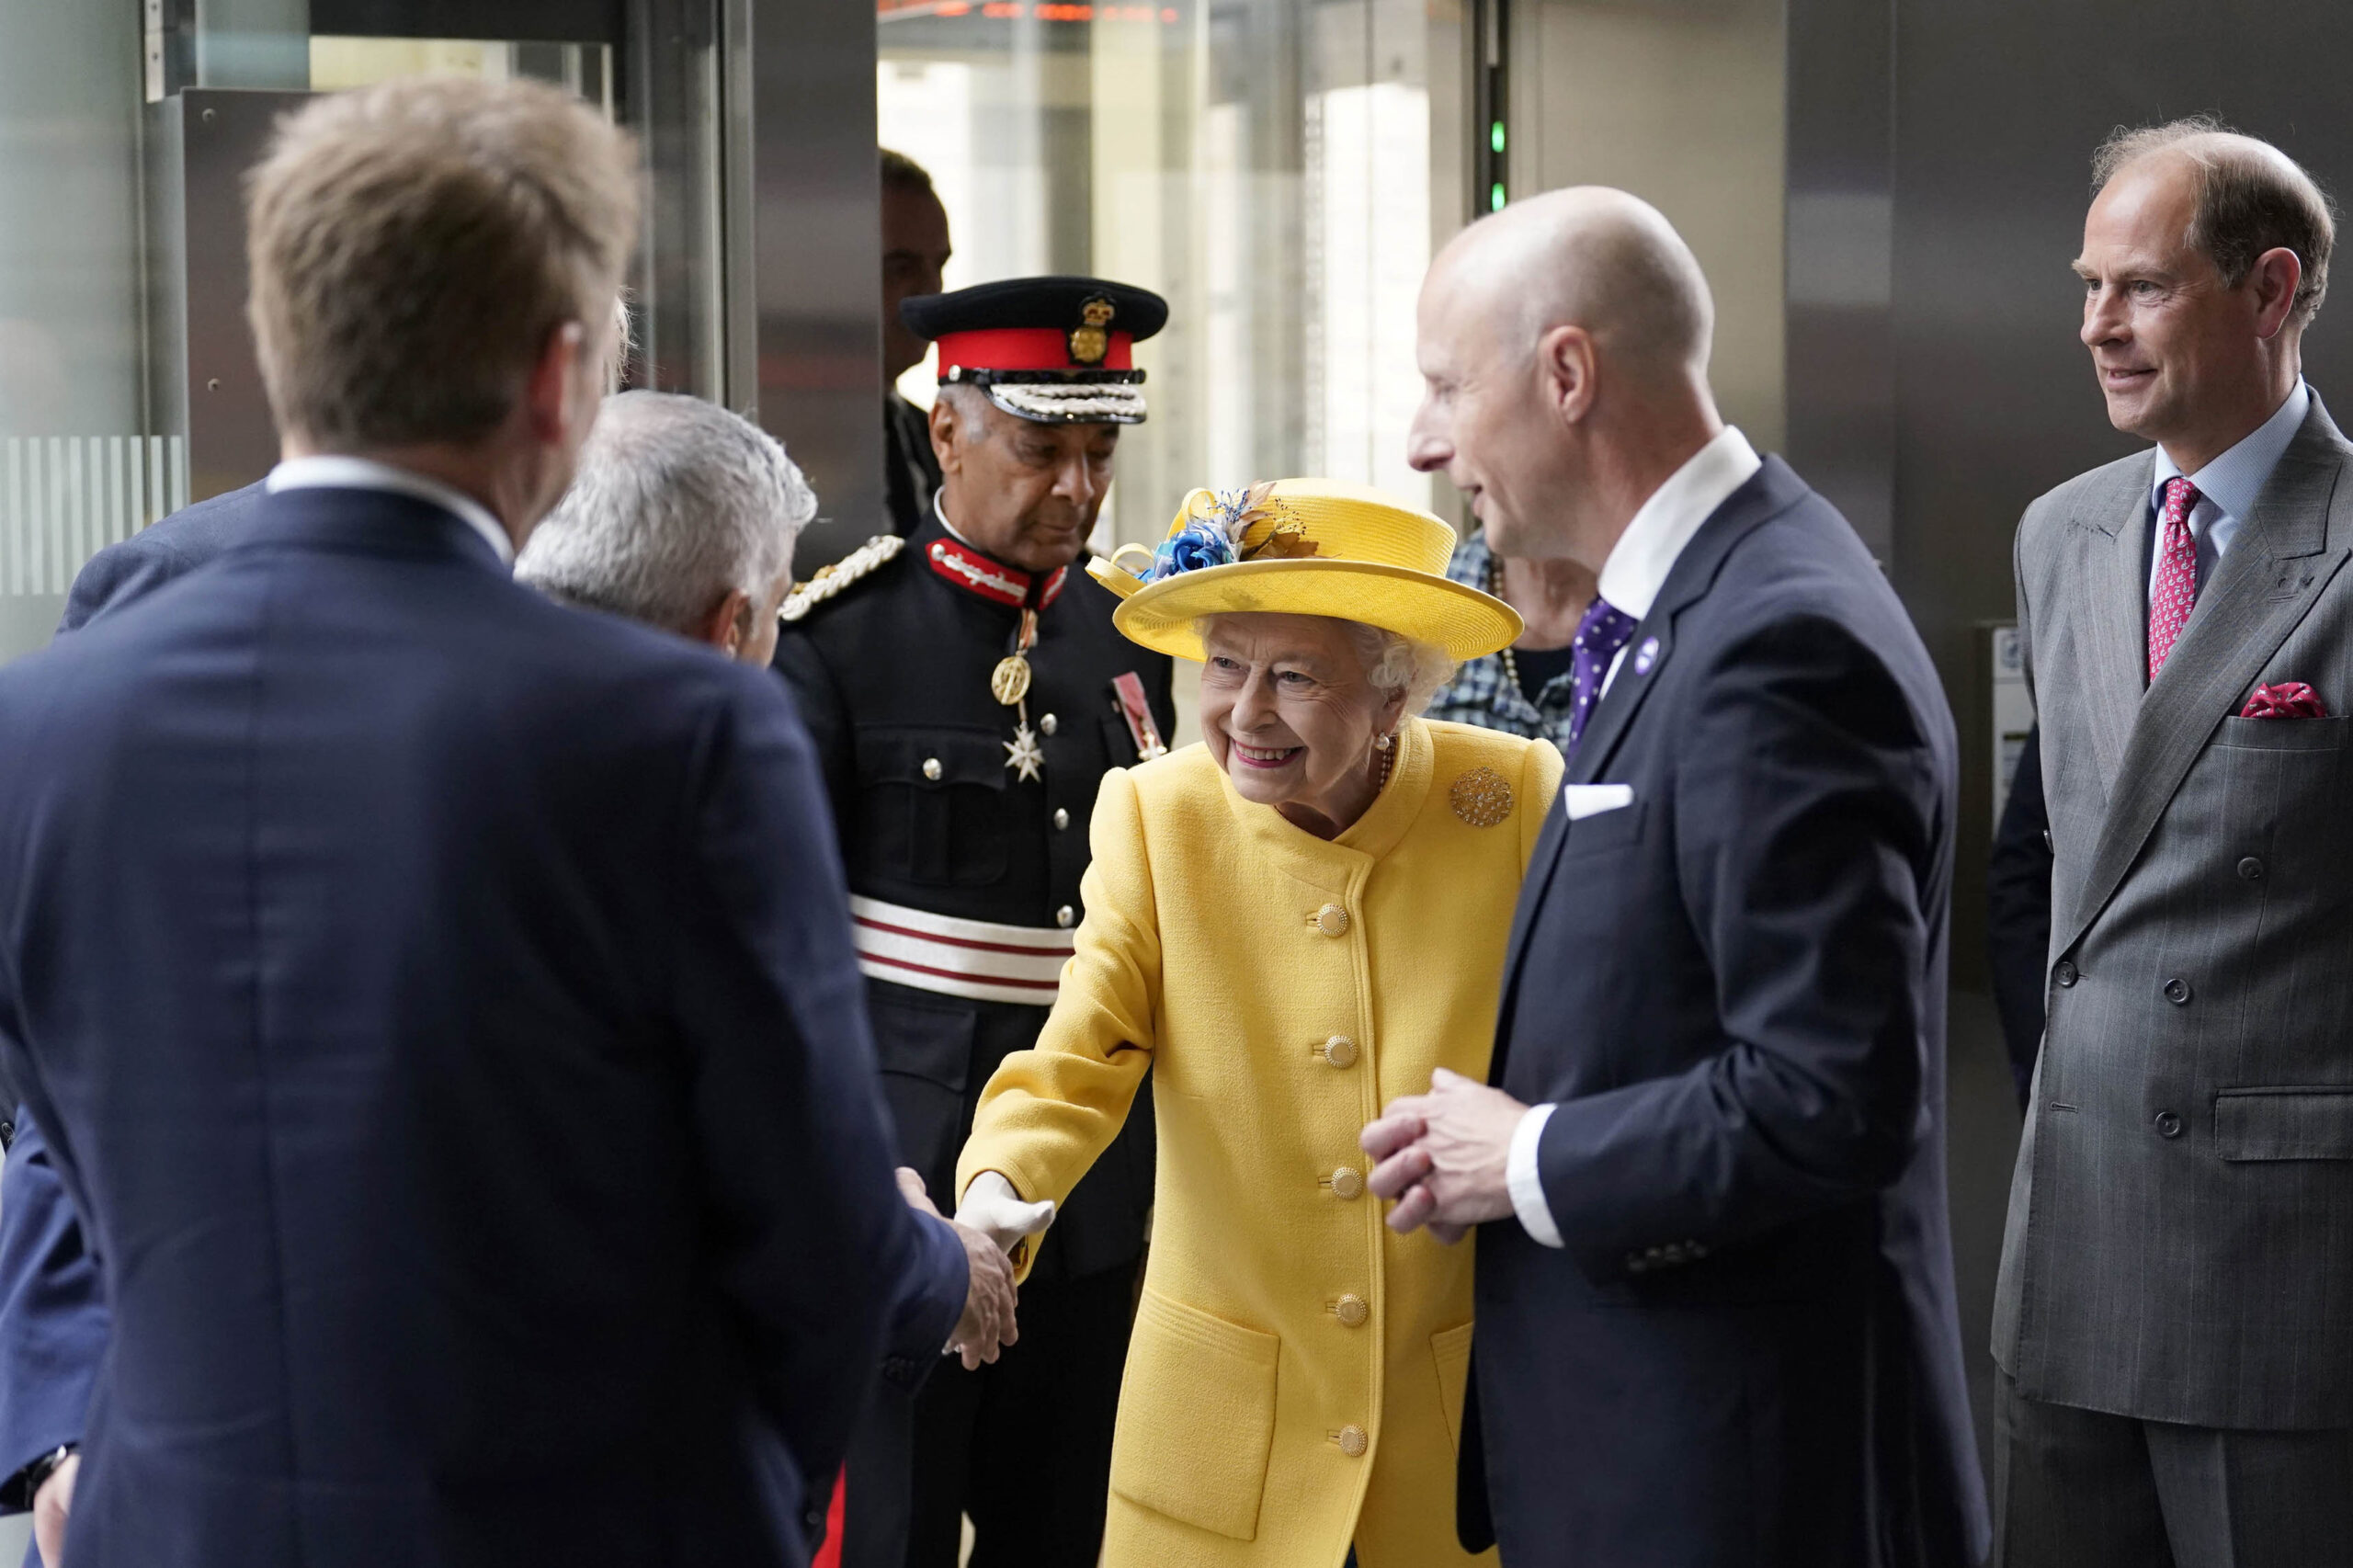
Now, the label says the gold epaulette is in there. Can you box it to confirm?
[779,533,905,623]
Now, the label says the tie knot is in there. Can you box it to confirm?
[1572,596,1639,661]
[2162,475,2200,520]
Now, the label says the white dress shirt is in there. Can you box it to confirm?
[2146,379,2308,606]
[1505,424,1763,1250]
[267,454,517,566]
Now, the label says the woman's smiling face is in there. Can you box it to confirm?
[1199,613,1404,836]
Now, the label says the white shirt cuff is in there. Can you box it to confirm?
[1506,1103,1564,1248]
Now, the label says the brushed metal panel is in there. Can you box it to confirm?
[164,88,310,502]
[749,0,881,568]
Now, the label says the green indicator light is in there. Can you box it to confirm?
[1490,120,1506,154]
[1490,182,1507,211]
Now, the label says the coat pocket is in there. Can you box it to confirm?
[1431,1320,1475,1454]
[1109,1290,1279,1540]
[2213,714,2349,753]
[2214,1086,2353,1161]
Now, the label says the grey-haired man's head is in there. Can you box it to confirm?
[517,391,814,664]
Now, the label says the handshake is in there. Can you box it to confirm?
[894,1167,1055,1370]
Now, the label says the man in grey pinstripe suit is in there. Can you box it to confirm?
[1997,118,2353,1568]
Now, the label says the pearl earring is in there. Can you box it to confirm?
[1373,733,1392,752]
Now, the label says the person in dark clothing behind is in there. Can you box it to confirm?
[1986,724,2055,1111]
[881,149,951,536]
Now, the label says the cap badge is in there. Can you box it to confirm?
[1068,295,1116,365]
[1449,766,1517,828]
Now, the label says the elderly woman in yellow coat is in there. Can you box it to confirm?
[952,479,1563,1567]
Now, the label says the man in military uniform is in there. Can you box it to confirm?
[775,276,1176,1568]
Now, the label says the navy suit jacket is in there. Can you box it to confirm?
[0,481,268,1519]
[0,485,964,1566]
[1463,457,1991,1567]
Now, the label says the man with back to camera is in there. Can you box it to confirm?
[1994,119,2353,1567]
[775,276,1176,1568]
[1361,187,1989,1566]
[881,149,952,536]
[0,308,644,1566]
[0,76,1009,1568]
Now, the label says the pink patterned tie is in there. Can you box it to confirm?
[2147,476,2200,681]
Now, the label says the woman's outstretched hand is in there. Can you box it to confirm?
[953,1170,1058,1256]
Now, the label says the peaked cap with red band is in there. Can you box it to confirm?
[902,275,1167,426]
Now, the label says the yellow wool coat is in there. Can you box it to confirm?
[957,716,1563,1568]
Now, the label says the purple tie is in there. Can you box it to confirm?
[1566,595,1640,755]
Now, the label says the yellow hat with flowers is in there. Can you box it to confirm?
[1087,478,1524,663]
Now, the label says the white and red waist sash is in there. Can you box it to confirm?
[848,895,1074,1008]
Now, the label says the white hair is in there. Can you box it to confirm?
[1196,615,1457,717]
[1343,621,1457,716]
[518,390,815,635]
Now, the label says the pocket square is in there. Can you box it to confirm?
[1563,784,1634,820]
[2241,682,2327,720]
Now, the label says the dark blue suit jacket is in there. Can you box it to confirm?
[0,482,268,1520]
[0,485,964,1566]
[1463,457,1991,1567]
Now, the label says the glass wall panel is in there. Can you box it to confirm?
[0,6,737,664]
[878,0,1452,555]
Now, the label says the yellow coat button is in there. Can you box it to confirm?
[922,757,943,781]
[1337,1425,1369,1457]
[1322,1035,1358,1068]
[1313,903,1349,937]
[1335,1293,1369,1326]
[1331,1166,1364,1199]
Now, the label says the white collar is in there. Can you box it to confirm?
[1595,426,1762,619]
[267,456,516,565]
[933,490,981,552]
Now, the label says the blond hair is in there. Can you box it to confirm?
[245,76,640,449]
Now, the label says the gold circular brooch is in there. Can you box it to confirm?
[1449,767,1516,827]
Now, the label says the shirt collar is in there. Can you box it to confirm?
[2152,379,2310,522]
[267,456,516,565]
[1596,426,1762,619]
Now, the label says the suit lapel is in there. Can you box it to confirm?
[1488,460,1806,1082]
[2075,460,2156,804]
[1489,801,1570,1082]
[2062,407,2353,952]
[1569,459,1806,786]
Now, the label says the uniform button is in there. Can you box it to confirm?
[1313,903,1349,937]
[1322,1035,1358,1068]
[2238,856,2266,881]
[2155,1109,2184,1139]
[1336,1425,1368,1458]
[1335,1293,1369,1327]
[1330,1165,1365,1199]
[1040,712,1059,735]
[1055,905,1074,928]
[1053,808,1071,830]
[2041,828,2054,853]
[2054,960,2079,988]
[2163,977,2191,1006]
[922,756,943,781]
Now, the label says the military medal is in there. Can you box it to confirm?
[999,608,1046,781]
[1003,722,1045,782]
[991,653,1033,707]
